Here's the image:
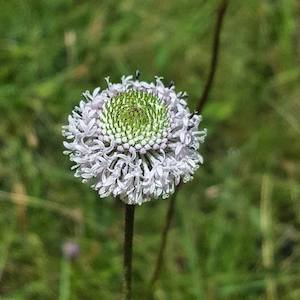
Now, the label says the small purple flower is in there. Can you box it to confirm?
[62,241,80,260]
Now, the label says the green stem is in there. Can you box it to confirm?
[59,257,71,300]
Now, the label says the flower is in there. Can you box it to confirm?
[62,74,206,205]
[62,241,80,260]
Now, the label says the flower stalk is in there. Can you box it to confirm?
[197,0,229,112]
[150,190,177,288]
[123,204,135,300]
[149,0,229,289]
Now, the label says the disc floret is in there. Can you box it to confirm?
[100,90,170,153]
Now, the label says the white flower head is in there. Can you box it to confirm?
[62,74,206,205]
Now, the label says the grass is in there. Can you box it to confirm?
[0,0,300,299]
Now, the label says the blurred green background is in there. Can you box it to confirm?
[0,0,299,299]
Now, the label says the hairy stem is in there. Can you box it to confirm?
[149,0,229,290]
[123,204,135,300]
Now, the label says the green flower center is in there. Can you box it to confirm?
[100,90,169,144]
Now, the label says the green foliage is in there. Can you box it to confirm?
[0,0,299,299]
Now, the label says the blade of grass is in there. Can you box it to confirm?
[260,174,278,300]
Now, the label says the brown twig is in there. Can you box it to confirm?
[197,0,228,112]
[149,0,229,290]
[123,204,135,300]
[149,190,177,288]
